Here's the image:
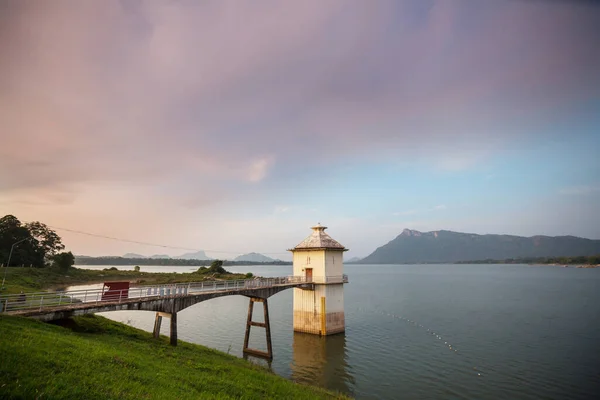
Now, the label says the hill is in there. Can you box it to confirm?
[149,254,170,259]
[0,315,343,399]
[176,250,212,260]
[123,253,145,258]
[360,229,600,264]
[234,252,277,262]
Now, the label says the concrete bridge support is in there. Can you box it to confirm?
[242,297,273,360]
[152,311,178,346]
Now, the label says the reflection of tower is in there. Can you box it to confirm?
[291,332,353,395]
[289,224,348,335]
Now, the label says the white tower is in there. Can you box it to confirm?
[289,224,348,335]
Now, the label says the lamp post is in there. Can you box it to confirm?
[1,237,30,290]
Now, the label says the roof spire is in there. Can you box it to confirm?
[290,223,347,251]
[311,222,326,231]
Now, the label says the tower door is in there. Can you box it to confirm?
[305,268,313,282]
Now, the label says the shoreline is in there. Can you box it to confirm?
[529,263,600,268]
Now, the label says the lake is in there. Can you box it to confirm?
[73,264,600,399]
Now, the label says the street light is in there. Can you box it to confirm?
[1,237,30,290]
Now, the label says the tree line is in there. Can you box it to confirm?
[0,215,74,270]
[75,256,291,267]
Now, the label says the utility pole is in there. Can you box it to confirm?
[1,238,30,290]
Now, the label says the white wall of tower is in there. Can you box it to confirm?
[292,249,344,279]
[292,247,346,335]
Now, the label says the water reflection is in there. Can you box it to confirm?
[291,332,354,395]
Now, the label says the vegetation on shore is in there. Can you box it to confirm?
[0,315,346,400]
[0,260,252,295]
[454,255,600,266]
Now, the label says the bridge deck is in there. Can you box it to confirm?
[0,275,347,321]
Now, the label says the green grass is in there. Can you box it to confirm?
[0,267,250,295]
[0,315,347,400]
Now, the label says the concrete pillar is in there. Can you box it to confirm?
[263,299,273,358]
[170,312,178,346]
[243,298,255,351]
[293,283,345,335]
[153,312,162,338]
[153,311,177,346]
[242,297,273,360]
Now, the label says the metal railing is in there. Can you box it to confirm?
[306,275,349,284]
[0,274,348,313]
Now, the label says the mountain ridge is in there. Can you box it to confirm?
[233,252,278,262]
[360,229,600,264]
[175,250,212,260]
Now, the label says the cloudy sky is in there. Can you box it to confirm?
[1,0,599,260]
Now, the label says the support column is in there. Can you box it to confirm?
[263,298,273,357]
[320,296,326,336]
[153,311,177,346]
[242,297,273,360]
[153,312,163,338]
[243,298,255,351]
[170,312,178,346]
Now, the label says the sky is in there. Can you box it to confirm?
[1,0,599,260]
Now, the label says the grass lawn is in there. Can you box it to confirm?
[0,315,347,400]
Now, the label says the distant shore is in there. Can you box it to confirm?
[349,257,600,267]
[530,263,600,269]
[75,256,292,267]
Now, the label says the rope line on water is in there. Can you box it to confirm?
[358,307,485,377]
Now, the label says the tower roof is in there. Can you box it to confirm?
[289,223,347,251]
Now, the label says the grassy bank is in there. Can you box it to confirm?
[0,315,346,399]
[0,266,252,295]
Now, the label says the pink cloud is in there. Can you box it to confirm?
[0,0,598,203]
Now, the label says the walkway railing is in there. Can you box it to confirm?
[0,274,348,313]
[307,275,349,284]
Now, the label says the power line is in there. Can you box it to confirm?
[46,225,291,256]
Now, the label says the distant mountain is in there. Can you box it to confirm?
[149,254,170,259]
[123,253,146,259]
[234,252,277,263]
[360,229,600,264]
[176,250,212,260]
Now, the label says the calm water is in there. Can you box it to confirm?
[73,264,600,399]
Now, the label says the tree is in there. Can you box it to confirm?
[25,221,65,259]
[0,215,43,267]
[208,260,228,274]
[134,265,140,272]
[52,252,75,270]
